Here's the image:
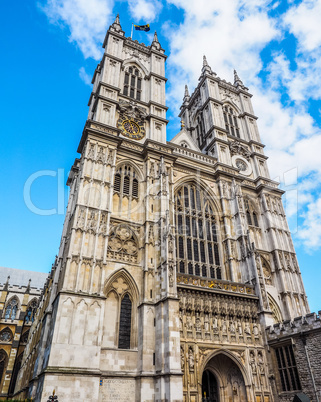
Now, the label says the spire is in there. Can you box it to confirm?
[153,31,159,43]
[151,31,161,50]
[4,275,10,291]
[26,278,31,293]
[203,55,209,67]
[110,13,122,33]
[201,55,214,75]
[234,69,244,88]
[184,84,190,98]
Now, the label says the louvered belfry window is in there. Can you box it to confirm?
[123,67,142,101]
[223,106,240,138]
[175,184,222,279]
[113,165,139,199]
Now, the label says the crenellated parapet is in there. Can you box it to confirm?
[266,311,321,340]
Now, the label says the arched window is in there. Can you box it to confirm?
[113,165,139,199]
[0,350,8,388]
[4,297,19,320]
[175,183,221,278]
[245,199,260,227]
[223,106,240,138]
[196,113,206,146]
[118,294,132,349]
[25,299,38,324]
[123,66,142,100]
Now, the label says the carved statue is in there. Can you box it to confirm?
[212,315,218,332]
[244,322,251,335]
[229,320,236,334]
[204,313,210,332]
[195,312,202,332]
[188,347,194,371]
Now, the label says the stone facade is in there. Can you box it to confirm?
[0,268,48,400]
[9,14,320,402]
[266,313,321,402]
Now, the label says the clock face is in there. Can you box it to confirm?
[117,116,145,140]
[235,159,247,171]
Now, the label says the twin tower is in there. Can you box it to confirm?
[14,15,311,402]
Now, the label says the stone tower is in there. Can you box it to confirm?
[14,15,316,402]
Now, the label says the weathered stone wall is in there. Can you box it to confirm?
[266,312,321,402]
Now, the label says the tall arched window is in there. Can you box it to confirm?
[245,199,260,228]
[113,165,139,199]
[118,294,132,349]
[196,113,206,146]
[4,297,19,320]
[25,299,38,324]
[123,66,142,100]
[0,350,8,388]
[223,106,240,138]
[175,183,222,279]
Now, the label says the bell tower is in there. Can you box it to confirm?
[86,15,168,146]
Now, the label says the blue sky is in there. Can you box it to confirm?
[1,0,320,313]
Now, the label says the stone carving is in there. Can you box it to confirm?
[0,328,13,342]
[195,312,202,331]
[87,144,95,159]
[97,146,105,163]
[168,264,174,288]
[118,99,147,119]
[229,141,251,160]
[188,346,194,371]
[107,225,138,263]
[77,208,86,230]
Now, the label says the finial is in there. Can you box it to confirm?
[203,55,208,67]
[153,31,159,43]
[110,13,122,32]
[234,69,244,87]
[201,55,214,75]
[184,84,190,98]
[26,278,31,293]
[4,275,10,291]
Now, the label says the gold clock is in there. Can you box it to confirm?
[117,116,145,140]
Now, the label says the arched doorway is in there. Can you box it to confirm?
[202,353,248,402]
[202,369,219,401]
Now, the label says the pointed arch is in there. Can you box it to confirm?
[268,293,283,323]
[223,102,241,138]
[174,180,223,279]
[4,295,20,320]
[122,59,149,76]
[199,349,251,388]
[104,267,139,301]
[25,297,38,324]
[103,268,139,349]
[0,349,8,388]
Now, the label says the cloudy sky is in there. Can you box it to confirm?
[1,0,320,312]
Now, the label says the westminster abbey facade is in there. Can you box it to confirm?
[3,14,320,402]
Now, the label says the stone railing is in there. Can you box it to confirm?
[176,273,255,296]
[173,147,216,165]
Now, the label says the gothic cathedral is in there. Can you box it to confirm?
[11,15,321,402]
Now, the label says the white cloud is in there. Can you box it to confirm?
[128,0,162,21]
[79,67,92,85]
[284,0,321,51]
[164,0,321,251]
[40,0,114,59]
[297,195,321,249]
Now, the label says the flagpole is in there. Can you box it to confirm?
[131,23,133,39]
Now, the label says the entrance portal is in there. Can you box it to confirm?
[202,370,219,402]
[202,353,248,402]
